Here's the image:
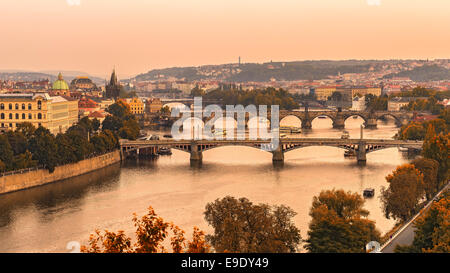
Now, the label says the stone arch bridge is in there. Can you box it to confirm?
[148,110,417,129]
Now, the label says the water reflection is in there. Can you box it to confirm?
[0,118,417,253]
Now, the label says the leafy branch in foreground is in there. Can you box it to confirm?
[81,206,210,253]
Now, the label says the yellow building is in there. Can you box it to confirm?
[351,86,382,98]
[0,93,78,135]
[128,97,144,115]
[314,86,337,101]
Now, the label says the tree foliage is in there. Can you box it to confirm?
[203,87,299,110]
[204,196,301,253]
[305,189,381,253]
[103,100,140,140]
[395,191,450,253]
[412,157,440,201]
[381,164,425,222]
[422,127,449,184]
[81,206,210,253]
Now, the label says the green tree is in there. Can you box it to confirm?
[55,133,78,164]
[92,118,101,132]
[412,157,440,200]
[381,164,425,222]
[0,160,5,172]
[0,134,14,171]
[15,122,36,138]
[6,130,28,155]
[12,151,37,170]
[28,126,58,172]
[190,86,205,97]
[305,189,381,253]
[204,196,301,253]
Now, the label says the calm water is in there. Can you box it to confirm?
[0,117,415,252]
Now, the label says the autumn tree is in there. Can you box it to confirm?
[305,189,381,253]
[395,191,450,253]
[81,206,210,253]
[204,196,301,253]
[102,100,140,140]
[412,157,440,200]
[422,126,449,184]
[381,164,425,222]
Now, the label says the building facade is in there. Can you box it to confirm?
[128,97,144,115]
[0,93,78,134]
[145,98,163,113]
[314,86,337,101]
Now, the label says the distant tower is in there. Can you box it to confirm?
[105,68,121,99]
[239,56,241,66]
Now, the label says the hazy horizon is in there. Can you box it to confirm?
[1,0,449,79]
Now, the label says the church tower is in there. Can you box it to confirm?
[105,68,121,99]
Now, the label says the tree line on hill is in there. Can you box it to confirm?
[194,87,299,110]
[0,100,140,173]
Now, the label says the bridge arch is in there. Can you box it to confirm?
[375,113,402,125]
[280,115,302,127]
[283,144,357,154]
[343,113,368,123]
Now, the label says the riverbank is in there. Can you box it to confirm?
[0,150,121,195]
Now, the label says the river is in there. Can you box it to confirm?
[0,117,415,252]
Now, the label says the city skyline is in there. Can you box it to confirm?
[1,0,450,78]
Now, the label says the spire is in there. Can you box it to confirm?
[110,68,118,86]
[58,72,63,81]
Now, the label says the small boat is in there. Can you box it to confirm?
[158,147,172,155]
[397,147,408,152]
[363,188,375,198]
[341,131,350,139]
[344,150,356,157]
[290,127,301,134]
[280,133,287,138]
[163,134,173,138]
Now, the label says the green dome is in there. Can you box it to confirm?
[52,73,69,90]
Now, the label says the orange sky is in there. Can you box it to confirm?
[0,0,449,78]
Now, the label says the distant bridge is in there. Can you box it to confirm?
[120,138,423,165]
[146,109,419,129]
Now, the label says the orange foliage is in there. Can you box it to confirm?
[81,206,210,253]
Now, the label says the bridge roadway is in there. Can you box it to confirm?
[120,138,423,164]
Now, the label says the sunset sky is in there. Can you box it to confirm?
[1,0,449,78]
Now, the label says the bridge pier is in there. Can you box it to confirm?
[301,119,312,129]
[190,143,203,163]
[332,118,345,129]
[356,142,366,163]
[272,145,284,164]
[364,118,377,129]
